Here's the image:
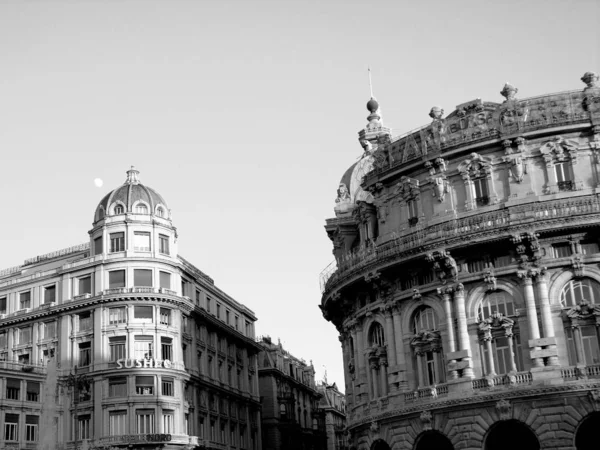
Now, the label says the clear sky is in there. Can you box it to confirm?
[0,0,598,389]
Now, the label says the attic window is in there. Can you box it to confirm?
[114,205,124,215]
[135,204,148,214]
[156,207,165,218]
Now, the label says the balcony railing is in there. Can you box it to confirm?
[472,372,532,390]
[97,434,195,446]
[561,364,600,380]
[557,180,575,191]
[0,360,47,374]
[404,384,449,403]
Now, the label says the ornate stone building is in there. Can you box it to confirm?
[257,336,326,450]
[316,382,347,450]
[0,167,262,450]
[320,72,600,450]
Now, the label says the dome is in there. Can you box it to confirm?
[94,167,169,222]
[334,155,374,215]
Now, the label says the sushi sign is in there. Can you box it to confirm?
[115,358,173,369]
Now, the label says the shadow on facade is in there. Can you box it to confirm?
[370,438,391,450]
[575,411,600,450]
[413,430,454,450]
[484,420,540,450]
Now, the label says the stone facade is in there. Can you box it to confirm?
[320,72,600,450]
[317,382,348,450]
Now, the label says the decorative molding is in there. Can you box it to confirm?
[495,398,512,420]
[420,410,433,431]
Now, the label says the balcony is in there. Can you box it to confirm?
[558,180,575,191]
[0,360,46,374]
[97,434,196,446]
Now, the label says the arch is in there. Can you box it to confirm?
[155,205,166,218]
[549,268,600,306]
[560,278,600,307]
[133,201,149,214]
[484,420,539,450]
[467,279,524,319]
[412,305,438,334]
[402,297,446,336]
[414,430,453,450]
[368,322,385,347]
[575,411,600,450]
[370,439,391,450]
[478,290,516,321]
[96,205,105,221]
[112,201,126,216]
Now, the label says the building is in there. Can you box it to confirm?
[319,72,600,450]
[0,167,262,450]
[316,382,347,450]
[257,336,326,450]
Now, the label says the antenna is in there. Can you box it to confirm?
[368,67,374,98]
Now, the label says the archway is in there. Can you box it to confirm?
[484,420,540,450]
[575,412,600,450]
[414,430,454,450]
[371,439,391,450]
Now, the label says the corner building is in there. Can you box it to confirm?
[320,72,600,450]
[0,167,262,450]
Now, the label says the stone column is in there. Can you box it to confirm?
[379,362,388,396]
[454,284,474,377]
[572,325,585,365]
[383,306,397,367]
[484,336,496,376]
[440,288,458,379]
[416,352,425,387]
[521,274,543,367]
[391,306,406,369]
[370,359,379,398]
[506,333,518,373]
[536,271,558,365]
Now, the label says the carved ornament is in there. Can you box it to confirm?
[426,250,458,285]
[495,398,512,420]
[394,176,420,200]
[540,136,579,165]
[420,410,433,431]
[457,153,493,180]
[483,270,497,291]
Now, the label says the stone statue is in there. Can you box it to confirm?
[336,183,351,203]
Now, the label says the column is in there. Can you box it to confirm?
[441,289,458,379]
[379,364,388,396]
[416,352,425,388]
[522,275,543,367]
[572,325,585,365]
[383,307,397,367]
[453,285,474,377]
[391,306,406,370]
[536,272,558,365]
[370,361,379,398]
[484,337,496,376]
[506,333,518,373]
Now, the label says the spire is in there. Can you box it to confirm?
[125,166,140,185]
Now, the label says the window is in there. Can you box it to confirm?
[109,378,127,397]
[109,307,127,325]
[26,382,40,402]
[0,296,6,314]
[368,323,385,347]
[207,297,212,313]
[109,270,126,288]
[0,332,6,348]
[78,415,91,440]
[196,289,201,306]
[114,204,124,215]
[159,308,171,326]
[6,378,20,400]
[110,232,125,253]
[109,411,127,436]
[159,271,171,289]
[97,207,105,220]
[109,336,126,362]
[4,413,18,441]
[135,203,148,214]
[467,259,487,273]
[560,278,600,307]
[133,269,152,287]
[478,291,515,321]
[162,377,174,396]
[553,243,572,258]
[20,291,31,309]
[134,232,151,251]
[156,206,165,217]
[226,310,230,326]
[79,342,91,367]
[44,285,56,304]
[136,410,155,434]
[159,234,170,255]
[134,336,153,359]
[18,327,31,345]
[134,306,153,321]
[413,307,438,333]
[26,415,39,442]
[217,303,221,319]
[162,410,174,433]
[79,276,92,295]
[42,321,56,339]
[474,178,489,206]
[555,162,573,191]
[78,312,92,331]
[493,255,512,268]
[407,198,418,225]
[581,242,600,255]
[136,376,154,395]
[94,236,103,255]
[161,337,173,361]
[235,315,239,331]
[18,353,30,364]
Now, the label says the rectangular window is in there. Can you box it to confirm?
[26,382,40,402]
[159,234,170,255]
[110,232,125,253]
[162,411,174,434]
[136,410,155,434]
[134,232,151,251]
[582,325,600,365]
[0,296,6,314]
[42,321,56,339]
[582,242,600,255]
[20,291,31,309]
[226,310,230,326]
[78,312,92,331]
[44,285,56,304]
[109,410,127,436]
[78,415,91,440]
[109,336,126,362]
[134,336,153,359]
[26,415,39,442]
[553,244,572,258]
[196,289,201,306]
[159,271,171,289]
[161,377,174,396]
[109,378,127,398]
[159,308,171,326]
[94,236,103,255]
[217,303,221,319]
[207,297,212,313]
[133,269,152,287]
[79,342,91,367]
[109,270,126,288]
[467,259,487,273]
[408,199,418,219]
[4,413,18,441]
[18,353,30,364]
[6,378,20,400]
[493,255,512,268]
[0,331,6,348]
[235,315,239,331]
[109,307,127,325]
[134,305,153,320]
[555,162,573,182]
[18,327,31,345]
[161,337,173,361]
[79,276,92,295]
[474,178,489,202]
[135,376,154,395]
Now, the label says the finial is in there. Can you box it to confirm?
[368,66,374,99]
[500,82,518,102]
[366,67,379,114]
[126,166,140,185]
[581,71,599,89]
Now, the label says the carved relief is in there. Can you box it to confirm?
[495,398,512,420]
[420,410,433,431]
[336,183,351,204]
[483,270,497,291]
[432,177,450,202]
[503,138,528,183]
[394,176,420,200]
[510,232,542,270]
[458,153,493,179]
[540,136,579,164]
[426,250,458,284]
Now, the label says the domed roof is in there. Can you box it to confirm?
[94,167,169,222]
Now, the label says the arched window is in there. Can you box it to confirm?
[135,203,148,214]
[114,204,124,215]
[97,207,105,220]
[478,291,515,321]
[413,306,438,334]
[369,323,385,347]
[560,278,600,307]
[156,206,165,218]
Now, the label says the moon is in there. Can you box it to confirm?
[94,178,104,188]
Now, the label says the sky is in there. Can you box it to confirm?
[0,0,598,389]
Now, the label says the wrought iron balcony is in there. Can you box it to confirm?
[558,180,575,191]
[408,217,419,227]
[475,196,490,206]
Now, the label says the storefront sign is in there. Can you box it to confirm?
[115,358,172,369]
